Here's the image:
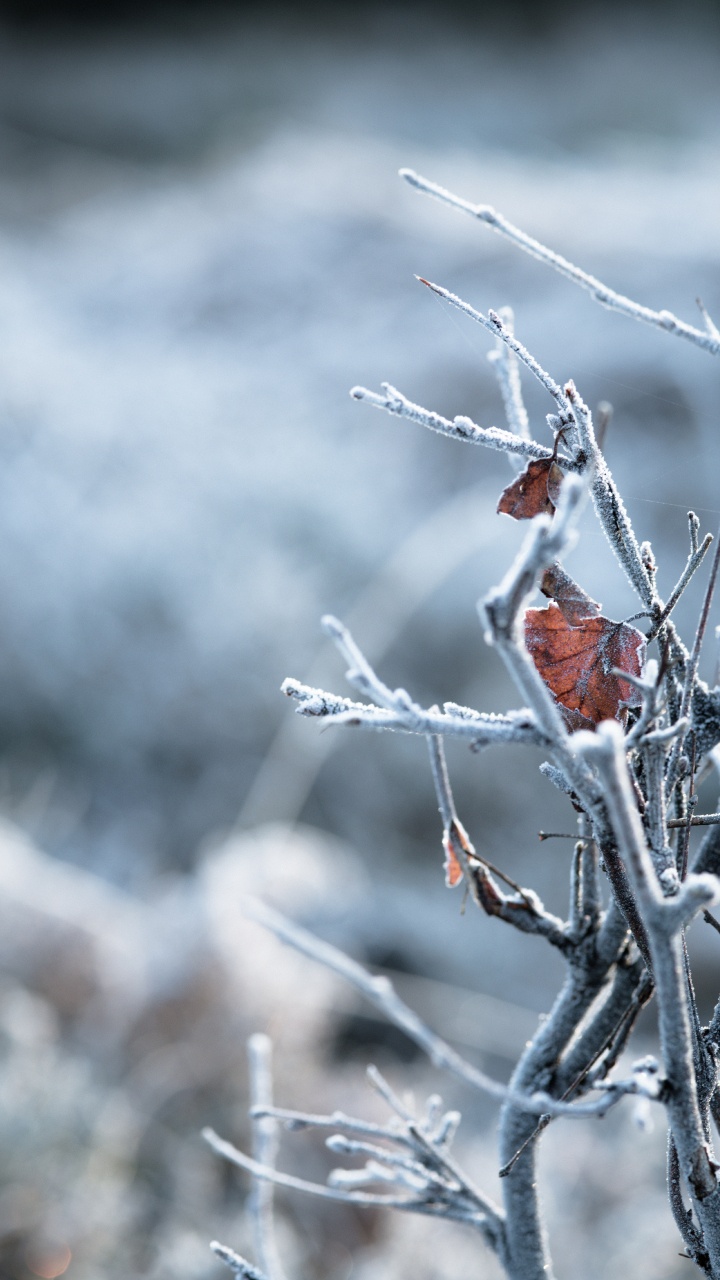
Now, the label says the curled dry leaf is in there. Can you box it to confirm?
[525,564,646,729]
[540,563,600,626]
[497,457,564,520]
[442,817,474,888]
[443,836,463,888]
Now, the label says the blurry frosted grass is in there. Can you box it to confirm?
[0,14,718,877]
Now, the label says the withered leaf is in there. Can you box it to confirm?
[497,457,564,521]
[443,834,463,888]
[442,817,474,889]
[524,602,646,728]
[540,562,601,626]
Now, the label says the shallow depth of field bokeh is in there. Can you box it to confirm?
[1,3,720,1277]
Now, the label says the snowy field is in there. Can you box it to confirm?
[0,6,719,1278]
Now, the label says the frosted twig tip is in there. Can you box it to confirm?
[321,614,346,641]
[210,1243,268,1280]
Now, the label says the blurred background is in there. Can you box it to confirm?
[0,1,719,1277]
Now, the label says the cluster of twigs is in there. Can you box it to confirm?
[207,172,720,1278]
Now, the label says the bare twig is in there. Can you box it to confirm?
[487,306,530,451]
[247,1036,286,1280]
[416,277,571,412]
[564,380,656,609]
[204,1128,486,1224]
[697,297,720,343]
[240,897,623,1122]
[350,382,557,462]
[647,517,713,641]
[401,169,720,357]
[211,1243,269,1280]
[667,528,720,795]
[281,675,546,746]
[209,1071,506,1256]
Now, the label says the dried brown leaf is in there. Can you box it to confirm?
[497,458,564,521]
[525,602,646,728]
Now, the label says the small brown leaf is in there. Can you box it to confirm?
[497,457,564,520]
[442,817,474,888]
[443,834,463,887]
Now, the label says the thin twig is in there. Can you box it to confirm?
[678,736,698,882]
[697,297,720,342]
[252,1104,409,1141]
[211,1243,269,1280]
[428,734,539,898]
[668,814,720,830]
[241,897,620,1121]
[564,380,656,609]
[704,910,720,937]
[282,676,545,746]
[401,169,720,357]
[667,527,720,794]
[647,518,713,642]
[417,277,570,411]
[351,382,555,462]
[248,1036,286,1280]
[487,306,530,450]
[204,1128,485,1224]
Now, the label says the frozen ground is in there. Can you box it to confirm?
[0,6,719,1278]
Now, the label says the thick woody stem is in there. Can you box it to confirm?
[574,722,720,1274]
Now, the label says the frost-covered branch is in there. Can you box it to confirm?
[204,1127,486,1223]
[416,277,572,412]
[247,1036,286,1280]
[564,381,656,608]
[266,1069,501,1242]
[574,721,720,1274]
[350,382,558,462]
[206,1072,505,1254]
[487,306,530,450]
[281,675,546,746]
[667,530,720,796]
[401,169,720,357]
[210,1243,269,1280]
[648,513,713,641]
[240,896,628,1122]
